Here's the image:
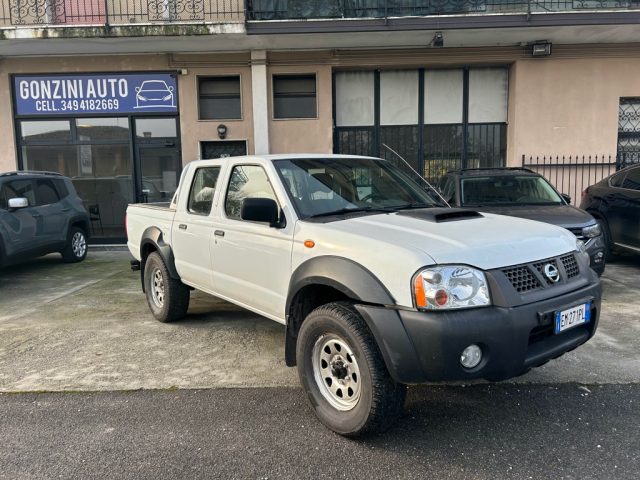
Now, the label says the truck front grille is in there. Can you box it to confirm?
[501,253,581,293]
[560,254,580,278]
[502,266,542,293]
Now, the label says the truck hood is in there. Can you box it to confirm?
[469,204,596,229]
[324,210,578,270]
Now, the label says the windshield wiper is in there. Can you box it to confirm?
[387,202,434,211]
[306,207,392,219]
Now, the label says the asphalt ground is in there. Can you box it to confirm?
[1,385,638,479]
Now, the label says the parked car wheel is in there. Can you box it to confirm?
[144,252,190,323]
[296,301,406,437]
[61,227,88,263]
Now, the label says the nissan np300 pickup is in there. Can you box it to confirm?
[126,155,601,437]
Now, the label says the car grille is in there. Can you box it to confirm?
[502,266,542,293]
[567,227,586,241]
[501,253,580,293]
[560,254,580,278]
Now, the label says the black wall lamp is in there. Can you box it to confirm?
[432,32,444,48]
[217,124,227,139]
[530,41,552,57]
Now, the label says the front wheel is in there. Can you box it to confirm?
[143,252,190,323]
[296,302,406,437]
[61,227,88,263]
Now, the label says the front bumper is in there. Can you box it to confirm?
[585,235,606,275]
[356,278,601,384]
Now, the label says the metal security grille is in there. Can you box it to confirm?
[618,98,640,167]
[201,140,247,159]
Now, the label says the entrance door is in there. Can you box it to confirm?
[134,118,181,204]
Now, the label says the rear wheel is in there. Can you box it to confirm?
[144,252,190,323]
[61,227,88,263]
[296,302,406,437]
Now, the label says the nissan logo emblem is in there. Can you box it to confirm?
[544,264,560,283]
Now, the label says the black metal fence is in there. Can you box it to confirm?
[0,0,244,26]
[246,0,640,21]
[521,154,629,205]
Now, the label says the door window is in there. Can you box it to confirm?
[35,179,61,205]
[1,180,36,208]
[225,165,278,220]
[188,167,221,215]
[621,167,640,191]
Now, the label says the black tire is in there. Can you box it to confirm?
[61,226,88,263]
[143,252,190,323]
[296,301,407,437]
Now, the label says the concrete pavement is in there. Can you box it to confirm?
[0,251,639,391]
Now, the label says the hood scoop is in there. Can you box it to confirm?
[397,208,483,223]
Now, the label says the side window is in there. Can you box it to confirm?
[35,179,61,205]
[610,172,625,188]
[225,165,278,220]
[3,180,36,207]
[621,167,640,191]
[187,167,221,215]
[54,179,69,199]
[439,176,455,202]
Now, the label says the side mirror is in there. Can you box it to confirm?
[135,87,141,93]
[241,198,281,227]
[168,86,174,92]
[561,193,571,204]
[8,197,29,209]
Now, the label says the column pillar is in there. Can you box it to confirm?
[251,50,270,155]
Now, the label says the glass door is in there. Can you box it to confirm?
[133,117,181,204]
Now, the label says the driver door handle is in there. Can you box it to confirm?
[214,230,225,237]
[178,224,187,230]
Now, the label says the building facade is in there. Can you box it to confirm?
[0,1,639,241]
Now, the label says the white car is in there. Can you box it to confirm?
[126,154,601,436]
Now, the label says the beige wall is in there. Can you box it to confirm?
[267,63,333,154]
[178,65,254,161]
[507,56,640,165]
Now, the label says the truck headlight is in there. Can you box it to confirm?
[413,266,490,310]
[581,224,601,238]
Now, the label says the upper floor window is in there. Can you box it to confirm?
[273,74,317,119]
[198,76,241,120]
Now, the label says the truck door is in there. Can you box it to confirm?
[210,163,294,320]
[171,165,221,290]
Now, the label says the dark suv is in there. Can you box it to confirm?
[437,168,606,275]
[0,171,90,267]
[580,163,640,258]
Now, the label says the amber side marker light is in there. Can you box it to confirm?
[414,275,427,308]
[304,240,315,248]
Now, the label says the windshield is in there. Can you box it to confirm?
[460,175,563,206]
[273,157,442,219]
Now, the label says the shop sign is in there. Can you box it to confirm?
[14,73,178,116]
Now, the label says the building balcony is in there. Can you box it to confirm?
[246,0,640,21]
[0,0,244,27]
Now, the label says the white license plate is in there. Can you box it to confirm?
[555,302,591,334]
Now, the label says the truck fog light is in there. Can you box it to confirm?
[460,344,482,369]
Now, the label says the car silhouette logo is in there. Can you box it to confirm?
[544,263,560,283]
[134,80,175,108]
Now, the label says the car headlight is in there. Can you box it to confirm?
[581,223,601,238]
[138,95,147,101]
[162,94,172,101]
[413,266,491,310]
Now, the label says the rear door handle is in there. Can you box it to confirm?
[178,224,187,230]
[214,230,225,237]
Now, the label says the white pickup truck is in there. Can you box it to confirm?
[127,154,601,436]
